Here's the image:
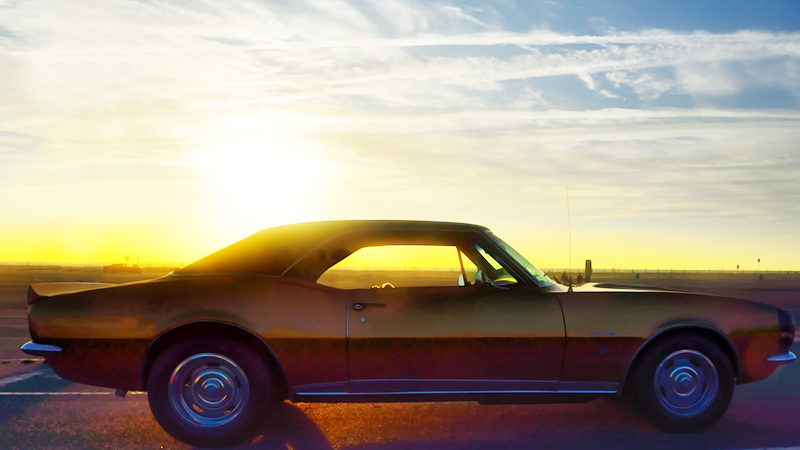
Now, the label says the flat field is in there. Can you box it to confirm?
[0,265,175,311]
[2,264,799,310]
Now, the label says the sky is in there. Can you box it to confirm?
[1,0,799,272]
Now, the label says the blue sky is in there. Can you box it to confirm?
[0,0,798,270]
[490,0,800,34]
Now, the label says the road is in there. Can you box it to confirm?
[0,339,799,450]
[0,309,30,362]
[0,274,799,449]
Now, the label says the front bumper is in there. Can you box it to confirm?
[767,351,796,365]
[20,341,62,357]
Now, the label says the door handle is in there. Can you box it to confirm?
[353,302,385,311]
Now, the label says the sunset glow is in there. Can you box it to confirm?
[1,1,799,271]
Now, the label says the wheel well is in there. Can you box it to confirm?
[619,326,741,397]
[138,321,289,400]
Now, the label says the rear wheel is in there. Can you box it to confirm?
[633,333,734,433]
[147,337,276,447]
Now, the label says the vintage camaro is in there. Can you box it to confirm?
[21,220,796,447]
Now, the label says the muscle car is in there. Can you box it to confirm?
[21,220,796,447]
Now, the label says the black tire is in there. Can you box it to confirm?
[633,333,734,433]
[147,337,276,447]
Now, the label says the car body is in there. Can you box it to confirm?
[22,220,796,447]
[102,263,143,273]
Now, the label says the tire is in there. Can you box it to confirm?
[147,337,276,447]
[633,333,734,433]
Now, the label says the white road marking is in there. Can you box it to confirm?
[0,392,147,396]
[0,368,147,395]
[0,368,59,388]
[718,448,800,450]
[0,337,29,339]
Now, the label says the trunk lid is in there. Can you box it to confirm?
[27,282,116,305]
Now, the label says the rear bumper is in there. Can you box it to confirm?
[21,339,146,391]
[20,341,62,357]
[767,351,796,365]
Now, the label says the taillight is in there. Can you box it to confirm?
[778,308,795,352]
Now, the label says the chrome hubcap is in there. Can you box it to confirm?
[168,353,250,428]
[654,349,718,417]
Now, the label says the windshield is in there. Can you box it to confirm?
[485,231,555,287]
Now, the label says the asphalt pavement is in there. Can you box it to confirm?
[0,327,799,449]
[0,309,35,362]
[0,339,799,450]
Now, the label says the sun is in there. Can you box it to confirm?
[197,133,328,234]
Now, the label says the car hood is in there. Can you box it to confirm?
[542,281,702,296]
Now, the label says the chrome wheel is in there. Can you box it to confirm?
[653,349,718,417]
[168,353,250,428]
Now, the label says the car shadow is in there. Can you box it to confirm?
[204,398,648,450]
[204,402,334,450]
[338,401,800,450]
[201,395,800,450]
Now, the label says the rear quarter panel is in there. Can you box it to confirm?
[555,289,780,386]
[29,275,348,390]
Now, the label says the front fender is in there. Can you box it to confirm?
[555,291,778,386]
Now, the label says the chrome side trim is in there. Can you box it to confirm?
[295,389,617,397]
[294,380,620,396]
[618,323,742,395]
[559,381,620,392]
[349,379,560,393]
[21,341,62,357]
[767,351,796,365]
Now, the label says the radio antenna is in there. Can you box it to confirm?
[566,186,573,292]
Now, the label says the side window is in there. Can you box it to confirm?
[317,245,478,289]
[474,243,518,286]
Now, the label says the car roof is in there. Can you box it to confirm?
[176,220,488,276]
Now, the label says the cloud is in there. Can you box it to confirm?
[437,4,488,28]
[577,72,619,98]
[605,70,677,100]
[508,85,549,108]
[0,1,799,265]
[675,63,741,95]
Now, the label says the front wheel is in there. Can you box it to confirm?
[633,334,734,433]
[147,338,276,447]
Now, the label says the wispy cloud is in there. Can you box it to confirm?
[0,0,799,265]
[437,4,488,28]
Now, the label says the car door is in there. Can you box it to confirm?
[347,283,564,394]
[324,239,565,395]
